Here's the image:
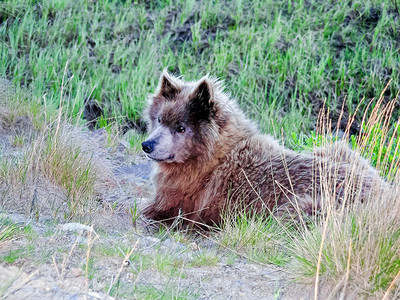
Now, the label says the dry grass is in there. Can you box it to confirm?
[0,88,114,221]
[1,122,113,220]
[289,85,400,299]
[0,221,18,251]
[0,80,47,133]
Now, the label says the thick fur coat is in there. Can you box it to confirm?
[141,71,384,226]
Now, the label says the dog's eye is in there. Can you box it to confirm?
[176,126,185,133]
[157,116,161,123]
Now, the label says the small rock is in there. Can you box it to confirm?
[144,236,160,244]
[189,242,200,252]
[113,162,152,180]
[70,268,84,277]
[87,291,106,299]
[58,223,95,234]
[91,279,105,291]
[163,238,173,247]
[116,142,126,152]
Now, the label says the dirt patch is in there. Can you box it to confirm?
[0,210,311,300]
[0,264,113,300]
[309,93,361,136]
[82,99,146,134]
[83,99,104,131]
[162,5,235,55]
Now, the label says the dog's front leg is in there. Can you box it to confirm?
[142,189,184,222]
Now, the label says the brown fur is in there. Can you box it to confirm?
[142,71,385,226]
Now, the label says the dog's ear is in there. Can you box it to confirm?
[156,71,180,99]
[188,78,217,122]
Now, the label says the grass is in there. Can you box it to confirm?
[0,217,54,266]
[303,94,400,298]
[0,80,110,221]
[1,0,400,142]
[11,134,24,147]
[153,250,185,277]
[218,210,291,266]
[0,101,113,221]
[290,202,400,297]
[189,250,219,267]
[127,131,147,153]
[93,242,125,258]
[0,244,35,263]
[0,217,19,250]
[82,257,96,280]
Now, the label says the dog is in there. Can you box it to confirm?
[141,71,385,226]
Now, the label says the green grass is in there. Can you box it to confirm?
[1,245,35,263]
[217,210,291,276]
[289,203,400,296]
[153,250,185,277]
[127,250,185,278]
[1,0,400,142]
[218,210,291,266]
[0,217,55,265]
[82,257,96,280]
[11,134,24,147]
[0,217,19,247]
[0,217,40,246]
[93,242,125,258]
[127,132,147,153]
[190,250,219,267]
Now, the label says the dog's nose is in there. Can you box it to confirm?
[142,140,154,154]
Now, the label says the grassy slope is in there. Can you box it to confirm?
[1,0,400,141]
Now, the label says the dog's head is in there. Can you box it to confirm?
[142,71,224,163]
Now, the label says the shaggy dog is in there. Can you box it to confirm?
[141,71,384,226]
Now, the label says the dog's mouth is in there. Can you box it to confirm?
[146,154,175,162]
